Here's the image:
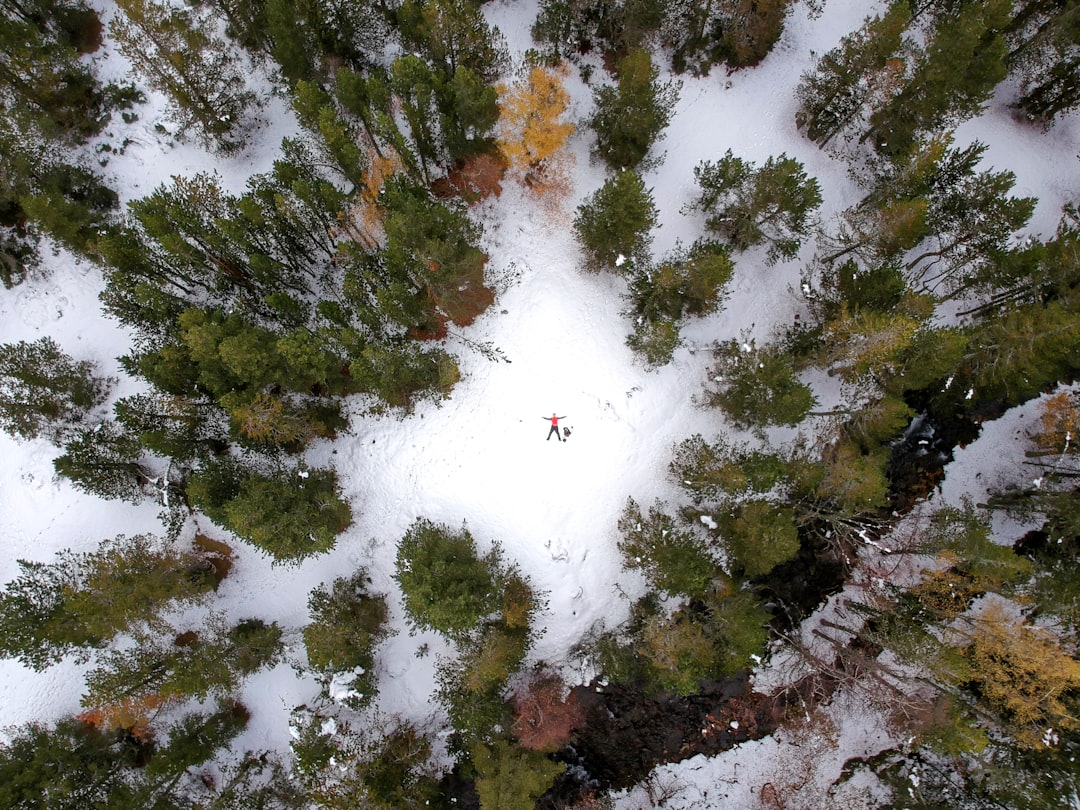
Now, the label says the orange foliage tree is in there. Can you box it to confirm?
[1033,390,1080,455]
[512,668,584,752]
[346,150,405,244]
[78,694,168,741]
[497,64,575,193]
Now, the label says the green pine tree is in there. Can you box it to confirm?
[0,120,120,260]
[707,337,816,429]
[143,700,250,783]
[334,67,395,157]
[574,169,658,272]
[111,0,258,152]
[963,300,1080,404]
[669,433,791,506]
[289,711,440,809]
[629,239,734,322]
[589,47,679,169]
[794,2,911,146]
[218,464,352,564]
[82,615,282,709]
[688,150,822,263]
[113,393,229,463]
[471,739,565,810]
[0,336,112,442]
[380,175,492,327]
[394,518,503,639]
[263,0,314,83]
[389,55,443,182]
[304,570,390,708]
[617,499,717,598]
[437,622,532,748]
[397,0,508,83]
[713,0,795,68]
[625,239,734,366]
[864,0,1011,156]
[53,421,153,502]
[0,717,157,809]
[0,0,112,142]
[717,499,800,578]
[439,65,500,164]
[0,534,214,670]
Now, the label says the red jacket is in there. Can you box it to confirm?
[545,415,565,425]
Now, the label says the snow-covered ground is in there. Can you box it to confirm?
[3,0,1080,804]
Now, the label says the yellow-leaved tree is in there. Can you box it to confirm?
[334,149,404,249]
[496,64,575,195]
[961,602,1080,748]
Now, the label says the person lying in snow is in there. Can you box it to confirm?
[543,413,566,441]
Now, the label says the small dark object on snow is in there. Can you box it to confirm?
[563,427,571,439]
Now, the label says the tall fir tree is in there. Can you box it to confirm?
[712,0,796,69]
[397,0,509,83]
[471,739,565,810]
[114,392,228,463]
[394,518,503,639]
[573,169,658,272]
[389,56,443,183]
[111,0,257,152]
[0,717,157,809]
[303,570,389,708]
[0,117,119,265]
[864,135,1036,299]
[589,47,679,169]
[0,0,112,142]
[0,534,214,670]
[794,2,911,147]
[82,615,282,710]
[188,461,352,564]
[706,337,816,429]
[0,336,112,442]
[864,0,1011,156]
[688,150,821,262]
[438,64,500,165]
[380,174,492,328]
[53,421,153,502]
[1006,0,1080,124]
